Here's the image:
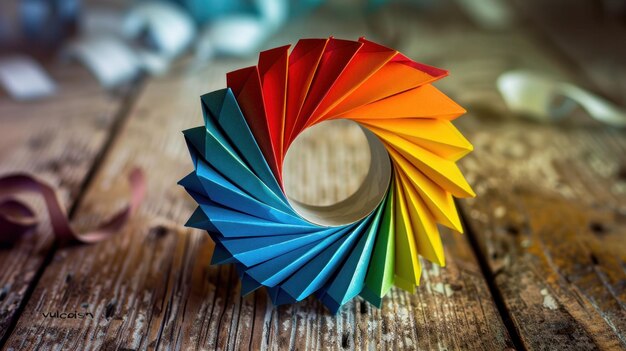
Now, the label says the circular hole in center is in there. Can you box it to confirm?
[284,120,370,206]
[282,119,391,226]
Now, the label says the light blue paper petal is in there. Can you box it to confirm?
[183,126,290,213]
[211,240,239,264]
[178,172,206,195]
[221,226,343,266]
[188,191,318,237]
[277,217,373,302]
[185,206,218,232]
[201,88,286,201]
[189,159,305,224]
[242,226,354,292]
[317,199,385,313]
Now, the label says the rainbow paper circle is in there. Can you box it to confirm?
[180,37,475,313]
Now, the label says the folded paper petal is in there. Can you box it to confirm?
[361,183,395,307]
[201,89,285,198]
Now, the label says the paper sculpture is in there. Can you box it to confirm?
[180,37,474,313]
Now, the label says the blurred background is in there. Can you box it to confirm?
[1,0,625,105]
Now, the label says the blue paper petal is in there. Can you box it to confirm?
[278,217,372,302]
[201,88,286,201]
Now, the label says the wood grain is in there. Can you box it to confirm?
[374,2,626,349]
[2,6,512,350]
[0,63,134,343]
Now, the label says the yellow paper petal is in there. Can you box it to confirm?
[369,126,475,198]
[357,118,473,161]
[393,171,422,291]
[397,170,445,266]
[387,146,462,232]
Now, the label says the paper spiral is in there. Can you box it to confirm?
[180,37,474,313]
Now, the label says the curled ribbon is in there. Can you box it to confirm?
[0,168,146,245]
[498,70,626,127]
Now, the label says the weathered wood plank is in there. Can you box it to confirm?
[376,2,626,349]
[0,62,134,343]
[3,6,512,350]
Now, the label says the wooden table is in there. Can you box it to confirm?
[1,2,625,350]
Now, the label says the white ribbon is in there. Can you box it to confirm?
[498,70,626,127]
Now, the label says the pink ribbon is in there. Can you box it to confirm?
[0,168,146,245]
